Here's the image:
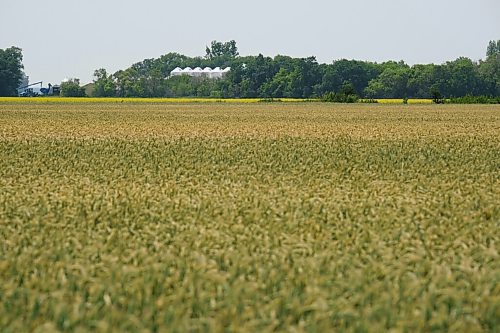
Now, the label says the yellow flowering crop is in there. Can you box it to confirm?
[0,97,314,104]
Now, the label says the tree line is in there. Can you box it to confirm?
[92,40,499,100]
[1,40,499,99]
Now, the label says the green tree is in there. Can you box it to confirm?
[479,55,500,96]
[364,64,410,98]
[205,40,239,60]
[260,68,291,97]
[430,86,444,104]
[0,46,24,96]
[164,75,196,97]
[407,64,437,98]
[340,80,356,96]
[92,69,116,97]
[60,78,86,97]
[443,57,482,97]
[479,40,500,96]
[321,81,358,103]
[233,54,276,98]
[157,52,191,76]
[486,40,500,58]
[319,59,381,97]
[259,57,320,98]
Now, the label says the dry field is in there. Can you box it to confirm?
[0,102,499,332]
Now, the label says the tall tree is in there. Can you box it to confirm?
[486,40,500,58]
[364,63,410,98]
[479,54,500,96]
[205,40,239,60]
[319,59,381,97]
[407,64,437,98]
[0,46,24,96]
[443,57,482,97]
[60,78,86,97]
[92,69,116,97]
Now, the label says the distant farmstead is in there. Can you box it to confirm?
[169,67,230,79]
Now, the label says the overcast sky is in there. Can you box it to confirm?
[1,0,499,85]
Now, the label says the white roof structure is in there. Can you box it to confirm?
[169,67,231,79]
[191,67,203,77]
[170,67,183,76]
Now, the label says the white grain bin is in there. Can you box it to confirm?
[202,67,212,78]
[211,67,223,79]
[170,67,183,77]
[221,67,231,78]
[192,67,203,77]
[182,67,193,75]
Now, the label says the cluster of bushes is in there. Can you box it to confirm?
[321,92,358,103]
[321,81,359,103]
[446,95,500,104]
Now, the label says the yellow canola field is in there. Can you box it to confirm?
[0,97,314,103]
[375,99,434,104]
[0,97,434,104]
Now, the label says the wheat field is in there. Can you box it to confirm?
[0,102,499,332]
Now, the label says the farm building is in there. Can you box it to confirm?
[170,67,183,76]
[169,67,230,79]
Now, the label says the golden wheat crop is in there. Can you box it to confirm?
[0,102,498,332]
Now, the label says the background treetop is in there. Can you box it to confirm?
[0,46,24,97]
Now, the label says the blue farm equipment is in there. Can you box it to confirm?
[18,82,60,97]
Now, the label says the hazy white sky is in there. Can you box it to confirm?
[1,0,499,84]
